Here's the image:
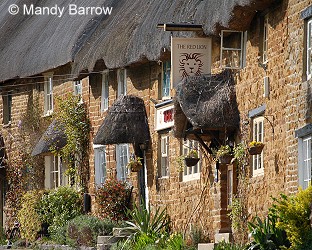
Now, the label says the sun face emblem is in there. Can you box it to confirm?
[179,53,203,78]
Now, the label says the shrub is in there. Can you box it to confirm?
[17,190,45,242]
[95,178,132,221]
[66,215,118,247]
[0,226,6,245]
[37,186,83,244]
[270,186,312,249]
[247,215,289,250]
[114,202,172,249]
[214,240,244,250]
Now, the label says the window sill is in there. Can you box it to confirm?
[43,111,53,117]
[158,176,169,180]
[252,171,264,178]
[183,173,200,182]
[3,121,11,128]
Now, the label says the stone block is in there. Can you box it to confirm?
[214,232,232,243]
[198,243,216,250]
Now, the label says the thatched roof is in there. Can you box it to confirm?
[94,95,150,145]
[174,70,239,137]
[0,0,276,83]
[31,120,67,156]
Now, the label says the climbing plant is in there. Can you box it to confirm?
[5,91,47,229]
[52,94,91,191]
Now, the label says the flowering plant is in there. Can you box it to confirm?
[216,145,232,159]
[186,149,199,159]
[95,178,132,221]
[249,141,264,147]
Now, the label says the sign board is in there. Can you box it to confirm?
[155,104,174,131]
[171,37,212,87]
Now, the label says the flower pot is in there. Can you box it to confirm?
[248,144,264,155]
[129,162,142,172]
[184,157,200,167]
[218,154,232,164]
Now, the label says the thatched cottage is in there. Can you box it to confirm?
[0,0,311,244]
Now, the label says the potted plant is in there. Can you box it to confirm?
[184,149,200,167]
[127,156,143,172]
[248,141,264,155]
[216,145,233,164]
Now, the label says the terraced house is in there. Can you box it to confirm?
[0,0,311,244]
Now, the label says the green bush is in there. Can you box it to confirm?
[112,202,173,249]
[247,215,289,250]
[214,240,244,250]
[95,178,132,221]
[37,186,83,244]
[66,215,118,247]
[18,190,45,242]
[270,186,312,249]
[0,226,6,245]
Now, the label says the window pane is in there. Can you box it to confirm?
[162,62,171,98]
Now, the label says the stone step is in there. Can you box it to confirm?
[112,227,133,236]
[198,243,216,250]
[97,235,127,245]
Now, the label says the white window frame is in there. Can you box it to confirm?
[3,92,12,125]
[73,80,83,103]
[262,15,269,64]
[160,134,169,178]
[161,61,171,99]
[220,30,247,69]
[182,139,201,181]
[116,144,129,181]
[307,19,312,79]
[227,166,233,206]
[117,69,127,97]
[94,145,107,186]
[252,116,264,176]
[101,71,109,112]
[44,155,68,189]
[44,74,53,116]
[298,135,312,189]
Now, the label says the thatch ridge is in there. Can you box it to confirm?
[0,0,275,83]
[94,95,150,145]
[31,120,67,156]
[175,70,240,133]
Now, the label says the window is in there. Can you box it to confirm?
[117,69,127,97]
[160,134,169,177]
[161,61,171,99]
[307,19,312,79]
[298,135,312,189]
[101,71,109,112]
[262,15,269,64]
[116,144,129,181]
[73,80,83,103]
[94,145,107,186]
[44,155,68,189]
[2,92,12,125]
[182,139,201,181]
[220,30,247,69]
[252,116,264,176]
[44,74,53,116]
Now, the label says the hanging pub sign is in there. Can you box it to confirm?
[171,37,212,87]
[155,102,174,131]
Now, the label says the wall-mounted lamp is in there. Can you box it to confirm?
[157,23,203,32]
[139,141,149,151]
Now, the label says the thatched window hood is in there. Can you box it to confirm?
[31,120,67,156]
[94,95,150,145]
[174,70,239,138]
